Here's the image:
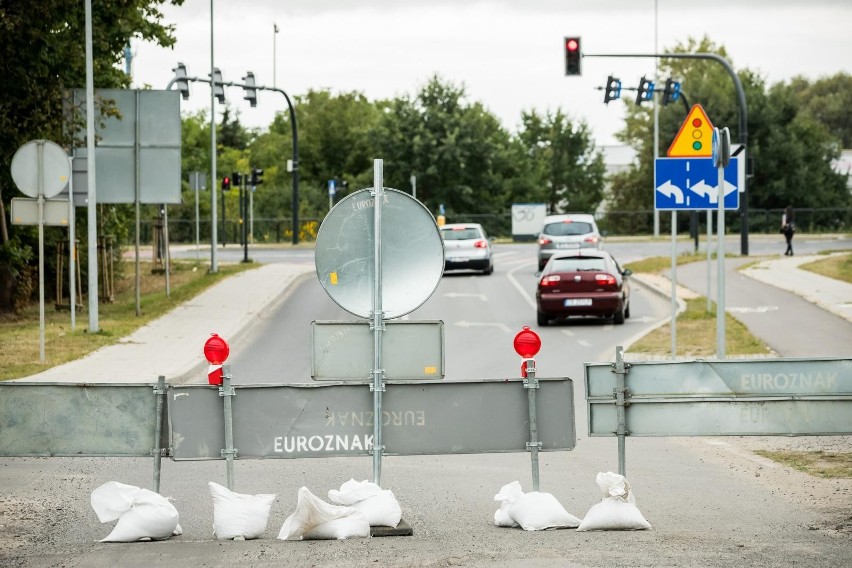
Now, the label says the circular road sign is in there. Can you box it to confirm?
[315,188,444,320]
[10,139,71,198]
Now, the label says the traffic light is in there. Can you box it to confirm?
[221,176,231,191]
[172,62,190,100]
[251,168,264,188]
[212,68,225,104]
[242,71,257,107]
[662,78,681,106]
[603,75,622,104]
[564,37,581,76]
[635,76,655,105]
[232,172,242,187]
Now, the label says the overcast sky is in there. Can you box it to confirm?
[131,0,852,146]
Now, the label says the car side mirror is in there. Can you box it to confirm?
[622,268,633,276]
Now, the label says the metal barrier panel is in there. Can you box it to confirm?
[585,357,852,437]
[0,382,165,456]
[169,378,575,460]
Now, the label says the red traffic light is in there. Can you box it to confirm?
[513,326,542,358]
[203,333,230,364]
[566,38,579,52]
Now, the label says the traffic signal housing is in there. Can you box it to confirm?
[212,68,225,104]
[251,168,264,188]
[564,37,581,76]
[603,76,622,104]
[221,176,231,191]
[242,71,257,107]
[635,76,655,105]
[662,78,681,106]
[172,62,190,100]
[232,172,243,188]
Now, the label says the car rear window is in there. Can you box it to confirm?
[543,221,594,237]
[550,257,607,272]
[441,228,481,240]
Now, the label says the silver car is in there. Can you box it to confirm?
[537,214,602,270]
[440,223,494,275]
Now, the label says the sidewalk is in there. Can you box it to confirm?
[13,263,314,384]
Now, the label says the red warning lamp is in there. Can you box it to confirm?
[513,326,542,359]
[203,333,230,385]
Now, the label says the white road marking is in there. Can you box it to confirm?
[453,321,512,333]
[727,306,779,313]
[443,292,487,301]
[507,260,538,310]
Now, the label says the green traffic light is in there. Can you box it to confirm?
[692,141,702,151]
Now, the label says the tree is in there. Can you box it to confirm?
[0,0,184,312]
[516,109,606,214]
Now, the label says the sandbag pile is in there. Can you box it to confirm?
[327,479,402,528]
[209,481,276,540]
[493,481,581,531]
[90,481,181,542]
[278,486,370,540]
[577,472,651,531]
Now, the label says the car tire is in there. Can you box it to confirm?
[625,301,631,319]
[483,263,494,275]
[537,310,549,326]
[613,306,625,325]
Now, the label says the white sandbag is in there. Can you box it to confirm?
[91,481,180,542]
[278,486,370,540]
[577,472,651,531]
[493,481,581,531]
[328,479,402,527]
[209,481,276,540]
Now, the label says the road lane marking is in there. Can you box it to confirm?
[453,321,512,333]
[507,260,538,310]
[443,292,487,301]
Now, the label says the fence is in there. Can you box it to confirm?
[144,208,852,244]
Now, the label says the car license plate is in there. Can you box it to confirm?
[449,257,469,263]
[564,298,592,307]
[556,243,579,249]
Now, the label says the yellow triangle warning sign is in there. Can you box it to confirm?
[667,104,715,157]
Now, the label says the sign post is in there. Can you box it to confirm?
[712,127,732,358]
[10,140,71,363]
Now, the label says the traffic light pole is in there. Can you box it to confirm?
[584,52,749,255]
[167,73,301,246]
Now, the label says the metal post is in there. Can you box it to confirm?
[84,0,99,332]
[163,205,170,296]
[652,0,660,238]
[209,0,219,272]
[613,346,630,477]
[371,159,385,486]
[220,365,236,490]
[716,163,726,359]
[135,91,142,316]
[37,142,45,363]
[670,211,677,359]
[524,359,541,491]
[68,162,76,331]
[153,375,166,493]
[194,173,200,262]
[706,210,712,313]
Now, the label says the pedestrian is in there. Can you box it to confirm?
[781,205,795,256]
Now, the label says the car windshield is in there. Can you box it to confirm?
[441,228,481,241]
[543,221,594,237]
[550,257,607,272]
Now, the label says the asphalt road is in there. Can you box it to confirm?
[2,238,851,567]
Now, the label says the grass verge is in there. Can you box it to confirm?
[0,259,254,381]
[799,252,852,284]
[754,450,852,478]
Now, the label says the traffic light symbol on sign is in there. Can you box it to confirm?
[564,37,581,76]
[667,104,715,157]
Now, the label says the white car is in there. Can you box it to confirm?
[440,223,494,275]
[537,214,603,270]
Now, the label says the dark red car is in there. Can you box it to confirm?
[536,250,632,326]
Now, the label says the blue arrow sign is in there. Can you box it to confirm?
[654,157,739,211]
[328,179,336,196]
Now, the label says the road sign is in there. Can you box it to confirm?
[311,321,444,381]
[667,104,714,157]
[315,188,444,319]
[10,140,70,198]
[654,157,740,210]
[11,198,70,226]
[327,179,336,196]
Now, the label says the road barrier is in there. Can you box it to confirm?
[585,347,852,475]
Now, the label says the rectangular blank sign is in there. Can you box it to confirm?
[169,378,575,460]
[311,320,444,381]
[11,198,70,226]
